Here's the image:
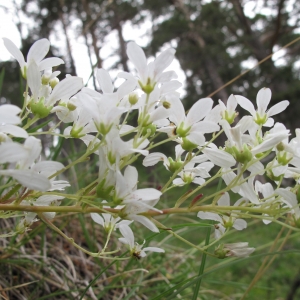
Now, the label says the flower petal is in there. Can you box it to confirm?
[27,38,50,63]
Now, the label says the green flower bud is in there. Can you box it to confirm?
[107,151,116,165]
[139,78,155,94]
[223,110,236,125]
[29,97,52,118]
[42,74,50,85]
[181,137,197,151]
[176,122,191,138]
[129,93,139,105]
[163,101,171,109]
[112,193,123,205]
[97,122,112,135]
[168,157,183,173]
[255,112,268,125]
[50,77,59,89]
[70,125,85,138]
[277,151,292,166]
[138,113,151,127]
[96,179,114,199]
[223,219,234,229]
[141,124,156,137]
[276,142,285,152]
[266,168,282,182]
[214,244,227,259]
[67,101,77,111]
[232,144,253,164]
[182,173,194,184]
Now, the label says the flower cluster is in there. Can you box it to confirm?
[1,37,300,261]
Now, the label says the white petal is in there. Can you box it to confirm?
[187,98,213,125]
[3,38,25,68]
[129,215,159,232]
[154,48,175,76]
[157,70,177,82]
[143,152,168,167]
[0,170,51,191]
[235,95,256,116]
[143,246,165,253]
[131,188,162,202]
[192,121,220,134]
[233,219,247,230]
[256,88,271,115]
[192,177,205,185]
[251,132,289,155]
[96,68,114,93]
[227,94,238,113]
[27,38,50,63]
[267,100,289,117]
[119,224,135,248]
[27,61,41,98]
[197,212,222,222]
[173,178,185,186]
[169,97,185,125]
[0,125,28,138]
[38,57,64,70]
[276,188,297,208]
[202,147,236,167]
[127,42,147,83]
[124,166,138,191]
[91,213,104,226]
[47,76,83,106]
[160,81,182,94]
[0,142,28,163]
[239,181,259,204]
[217,192,230,206]
[32,161,64,174]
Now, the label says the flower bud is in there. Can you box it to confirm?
[176,123,191,138]
[96,179,114,199]
[162,101,171,109]
[276,142,285,152]
[29,97,52,118]
[215,243,255,259]
[141,124,156,137]
[255,112,267,125]
[232,144,252,164]
[181,137,197,151]
[168,157,183,173]
[223,110,236,125]
[67,101,77,111]
[129,93,139,105]
[50,77,59,89]
[139,78,155,94]
[70,125,85,138]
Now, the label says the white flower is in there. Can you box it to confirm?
[169,97,219,146]
[91,202,131,232]
[3,38,64,77]
[118,224,164,258]
[235,87,289,127]
[27,61,83,109]
[218,94,238,124]
[126,42,178,93]
[197,192,247,238]
[0,137,65,191]
[0,104,28,140]
[215,242,255,258]
[143,144,184,170]
[114,166,162,232]
[173,161,213,186]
